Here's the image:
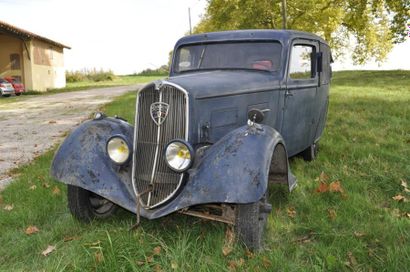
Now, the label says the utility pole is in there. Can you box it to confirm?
[188,7,192,35]
[281,0,287,29]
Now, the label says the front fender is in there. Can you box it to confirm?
[50,117,137,211]
[147,124,296,219]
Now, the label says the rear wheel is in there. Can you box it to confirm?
[15,93,21,96]
[67,185,118,222]
[235,191,271,251]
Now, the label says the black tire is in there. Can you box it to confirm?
[15,93,21,96]
[67,185,118,223]
[235,192,271,251]
[2,94,11,97]
[302,141,319,161]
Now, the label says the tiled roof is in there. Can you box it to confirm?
[0,20,71,49]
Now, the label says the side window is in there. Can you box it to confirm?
[289,45,315,79]
[177,48,193,71]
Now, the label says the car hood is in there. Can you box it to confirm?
[166,70,281,99]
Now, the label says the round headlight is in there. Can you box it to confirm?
[165,140,194,172]
[106,136,130,165]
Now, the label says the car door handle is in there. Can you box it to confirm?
[285,90,293,97]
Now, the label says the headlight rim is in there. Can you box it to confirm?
[164,139,194,173]
[106,134,132,165]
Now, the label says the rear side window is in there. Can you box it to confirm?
[289,45,315,79]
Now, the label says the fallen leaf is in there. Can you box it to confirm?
[262,256,272,268]
[287,207,296,218]
[222,226,235,256]
[346,252,357,268]
[154,264,162,272]
[146,255,153,263]
[3,204,14,211]
[41,245,56,256]
[29,185,37,190]
[392,194,406,202]
[63,236,80,242]
[227,260,237,271]
[153,246,162,256]
[354,231,365,238]
[136,260,145,266]
[405,213,410,218]
[401,179,410,193]
[245,249,254,259]
[171,260,178,270]
[34,144,38,147]
[25,225,39,235]
[48,120,57,124]
[42,183,50,188]
[52,186,61,196]
[329,181,344,193]
[319,172,329,183]
[328,208,337,220]
[316,182,328,193]
[95,252,104,263]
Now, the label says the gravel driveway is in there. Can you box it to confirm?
[0,84,142,190]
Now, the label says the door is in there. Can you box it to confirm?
[281,40,319,157]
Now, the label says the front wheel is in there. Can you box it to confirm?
[235,192,271,251]
[67,185,118,222]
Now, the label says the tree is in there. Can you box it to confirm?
[194,0,410,64]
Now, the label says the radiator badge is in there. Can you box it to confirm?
[150,102,169,126]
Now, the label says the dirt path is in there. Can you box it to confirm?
[0,85,142,190]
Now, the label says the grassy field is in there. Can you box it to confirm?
[0,75,163,105]
[0,71,409,271]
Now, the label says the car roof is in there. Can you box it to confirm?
[175,29,328,48]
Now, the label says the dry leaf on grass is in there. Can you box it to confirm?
[29,185,37,190]
[63,236,80,242]
[3,204,14,211]
[25,225,39,235]
[52,186,61,196]
[328,208,337,220]
[329,181,344,193]
[316,182,329,193]
[48,120,57,124]
[262,256,272,268]
[245,249,254,259]
[346,251,358,268]
[95,252,104,263]
[400,179,410,193]
[154,264,162,272]
[171,260,178,270]
[287,207,296,218]
[41,245,56,256]
[42,183,50,188]
[222,226,235,256]
[153,246,162,256]
[392,194,407,202]
[354,231,365,238]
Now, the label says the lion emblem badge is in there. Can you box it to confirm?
[150,102,169,126]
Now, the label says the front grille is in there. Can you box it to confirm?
[132,82,188,208]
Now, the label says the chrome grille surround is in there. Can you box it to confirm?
[132,81,189,209]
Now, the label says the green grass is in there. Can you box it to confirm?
[0,70,409,271]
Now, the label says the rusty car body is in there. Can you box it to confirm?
[51,30,332,250]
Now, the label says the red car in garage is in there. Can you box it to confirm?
[5,77,25,96]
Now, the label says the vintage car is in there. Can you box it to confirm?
[51,30,332,250]
[4,77,25,96]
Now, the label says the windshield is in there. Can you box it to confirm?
[174,42,282,73]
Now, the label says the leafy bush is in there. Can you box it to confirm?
[65,69,116,83]
[136,65,169,76]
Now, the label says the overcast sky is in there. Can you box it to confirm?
[1,0,409,74]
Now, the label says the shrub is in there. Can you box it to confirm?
[65,69,116,82]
